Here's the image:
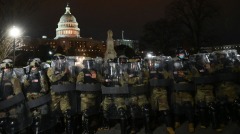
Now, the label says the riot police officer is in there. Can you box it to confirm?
[193,54,222,131]
[101,55,129,134]
[172,48,197,133]
[23,58,54,133]
[127,57,151,134]
[148,55,175,134]
[47,53,75,133]
[212,50,240,126]
[76,57,102,133]
[0,59,32,133]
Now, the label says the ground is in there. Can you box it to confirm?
[96,122,240,134]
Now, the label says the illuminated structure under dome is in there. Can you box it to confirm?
[55,4,80,39]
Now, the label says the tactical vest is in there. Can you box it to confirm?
[27,72,41,93]
[82,68,97,84]
[1,79,14,100]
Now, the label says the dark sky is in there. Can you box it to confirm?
[26,0,172,40]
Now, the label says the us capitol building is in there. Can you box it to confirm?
[21,4,106,58]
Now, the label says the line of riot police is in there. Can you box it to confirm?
[0,48,239,134]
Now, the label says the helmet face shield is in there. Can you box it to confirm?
[224,49,238,63]
[52,55,66,61]
[94,57,103,72]
[147,58,156,71]
[51,54,67,71]
[195,54,210,65]
[108,62,118,77]
[127,62,141,75]
[83,60,95,70]
[211,51,227,64]
[117,55,128,64]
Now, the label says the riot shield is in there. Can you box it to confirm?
[27,93,57,132]
[0,92,32,133]
[50,56,77,114]
[101,60,130,133]
[102,62,119,87]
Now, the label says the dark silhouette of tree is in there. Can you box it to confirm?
[166,0,218,50]
[140,19,183,55]
[115,45,136,58]
[55,45,65,55]
[36,44,52,62]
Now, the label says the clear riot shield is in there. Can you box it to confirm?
[210,50,228,65]
[75,57,101,113]
[127,61,142,80]
[101,59,129,134]
[101,59,129,109]
[223,49,238,61]
[50,57,76,113]
[194,53,210,68]
[65,56,78,114]
[148,56,173,98]
[102,61,119,87]
[127,60,147,95]
[94,57,103,73]
[193,53,216,96]
[0,92,32,133]
[163,56,174,72]
[51,56,76,91]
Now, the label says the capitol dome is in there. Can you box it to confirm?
[55,4,80,39]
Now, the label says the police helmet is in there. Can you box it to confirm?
[52,53,66,61]
[28,58,41,67]
[1,59,13,69]
[95,57,103,64]
[117,55,128,64]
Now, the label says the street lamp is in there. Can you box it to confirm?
[9,26,21,67]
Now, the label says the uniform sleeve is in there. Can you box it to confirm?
[119,72,128,86]
[47,67,65,83]
[128,77,138,85]
[76,72,84,83]
[11,78,22,95]
[40,73,49,93]
[142,70,149,84]
[22,75,30,87]
[191,66,200,77]
[97,73,104,83]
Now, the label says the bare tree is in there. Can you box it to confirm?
[0,34,23,61]
[0,0,46,61]
[166,0,218,49]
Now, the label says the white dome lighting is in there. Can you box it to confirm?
[55,4,80,39]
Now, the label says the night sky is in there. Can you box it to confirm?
[26,0,172,40]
